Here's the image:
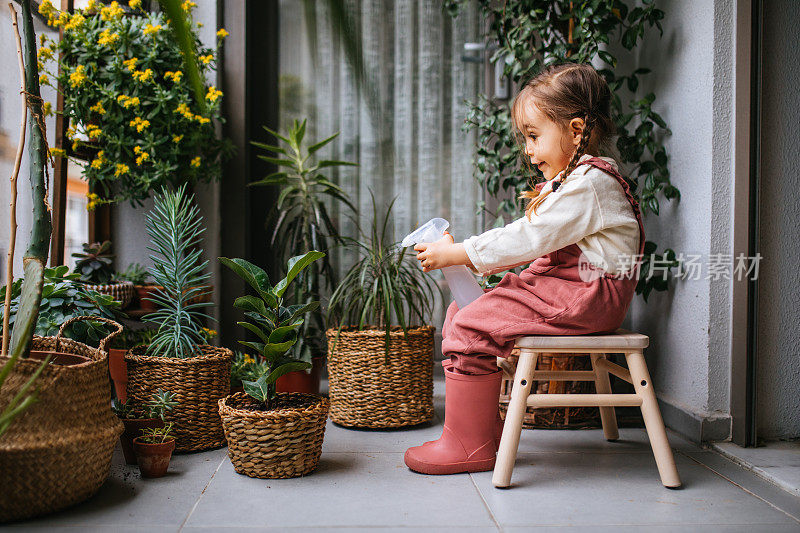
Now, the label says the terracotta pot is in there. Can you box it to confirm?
[133,437,175,478]
[119,417,164,465]
[276,356,324,394]
[108,348,127,401]
[135,285,163,312]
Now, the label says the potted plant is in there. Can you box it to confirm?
[218,252,330,479]
[251,118,357,394]
[124,185,232,453]
[133,422,177,478]
[116,263,161,312]
[1,265,121,346]
[72,241,135,309]
[112,389,178,465]
[107,327,155,402]
[37,0,233,206]
[325,193,442,428]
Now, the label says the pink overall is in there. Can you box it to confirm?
[441,157,646,375]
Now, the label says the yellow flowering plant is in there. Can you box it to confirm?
[38,0,233,205]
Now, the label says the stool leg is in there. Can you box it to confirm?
[492,349,538,488]
[590,353,619,441]
[626,350,682,488]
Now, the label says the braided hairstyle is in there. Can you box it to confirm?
[512,62,617,219]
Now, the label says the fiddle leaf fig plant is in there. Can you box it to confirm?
[220,251,325,409]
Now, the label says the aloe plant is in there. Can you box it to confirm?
[142,185,213,358]
[220,251,324,409]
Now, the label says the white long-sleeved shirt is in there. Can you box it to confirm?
[463,154,641,277]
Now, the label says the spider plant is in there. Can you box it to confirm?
[250,118,356,365]
[142,185,213,358]
[326,192,442,353]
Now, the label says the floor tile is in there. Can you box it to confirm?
[184,452,495,529]
[471,451,799,528]
[10,446,226,529]
[713,440,800,496]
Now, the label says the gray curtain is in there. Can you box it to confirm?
[278,0,483,330]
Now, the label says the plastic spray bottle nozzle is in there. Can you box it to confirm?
[401,218,450,247]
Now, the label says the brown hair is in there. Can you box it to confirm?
[512,62,617,219]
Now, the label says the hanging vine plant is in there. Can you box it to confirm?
[445,0,680,301]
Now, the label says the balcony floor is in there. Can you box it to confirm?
[9,370,800,532]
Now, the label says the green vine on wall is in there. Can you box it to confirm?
[445,0,681,301]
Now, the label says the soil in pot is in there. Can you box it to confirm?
[276,356,324,394]
[133,437,175,478]
[120,418,164,465]
[108,348,127,401]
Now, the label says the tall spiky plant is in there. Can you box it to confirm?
[143,185,213,358]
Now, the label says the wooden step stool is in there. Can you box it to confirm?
[493,329,681,489]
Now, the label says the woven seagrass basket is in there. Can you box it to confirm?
[125,344,232,452]
[326,325,434,428]
[219,392,329,479]
[499,349,601,429]
[0,316,124,523]
[83,280,135,309]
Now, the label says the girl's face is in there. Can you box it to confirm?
[518,99,583,181]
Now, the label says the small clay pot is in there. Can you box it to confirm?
[276,356,324,394]
[133,437,175,478]
[119,417,164,465]
[135,285,163,312]
[108,348,127,401]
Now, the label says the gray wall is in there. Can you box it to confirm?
[756,0,800,440]
[614,0,736,441]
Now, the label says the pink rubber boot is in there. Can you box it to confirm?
[441,359,503,448]
[405,366,502,475]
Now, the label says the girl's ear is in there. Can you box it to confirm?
[569,117,585,146]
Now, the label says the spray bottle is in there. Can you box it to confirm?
[401,218,485,309]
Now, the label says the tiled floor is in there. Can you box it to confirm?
[713,440,800,498]
[7,370,800,532]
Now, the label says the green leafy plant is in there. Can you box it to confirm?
[326,193,442,352]
[251,118,357,365]
[230,350,268,389]
[444,0,682,301]
[219,251,325,409]
[115,263,151,286]
[139,422,175,444]
[37,0,233,206]
[72,241,114,284]
[1,265,121,346]
[142,185,213,358]
[112,388,178,420]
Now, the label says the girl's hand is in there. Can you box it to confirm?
[414,231,459,272]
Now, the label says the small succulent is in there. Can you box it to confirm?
[111,389,178,421]
[72,241,115,284]
[115,263,151,286]
[139,422,175,444]
[220,251,324,409]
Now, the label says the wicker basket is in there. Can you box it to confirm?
[0,316,124,523]
[125,344,232,452]
[83,280,135,309]
[219,392,329,479]
[499,350,602,429]
[326,325,434,428]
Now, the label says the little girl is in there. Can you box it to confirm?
[404,62,645,475]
